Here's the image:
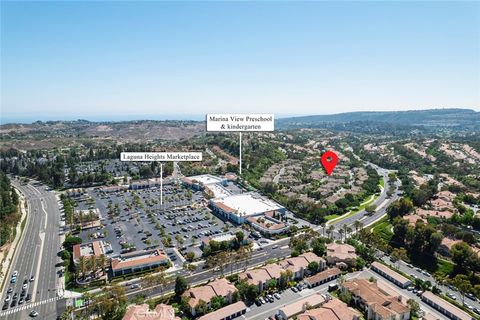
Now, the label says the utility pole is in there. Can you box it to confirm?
[160,163,163,207]
[239,132,242,176]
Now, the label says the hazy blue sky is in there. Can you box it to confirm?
[1,1,479,122]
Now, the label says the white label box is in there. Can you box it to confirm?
[121,152,202,162]
[206,114,274,132]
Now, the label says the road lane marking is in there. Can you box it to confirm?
[0,297,60,316]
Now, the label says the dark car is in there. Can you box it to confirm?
[10,300,17,307]
[12,293,18,300]
[255,299,262,306]
[25,294,31,302]
[7,287,13,294]
[2,303,8,310]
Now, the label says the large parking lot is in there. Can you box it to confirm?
[73,182,241,267]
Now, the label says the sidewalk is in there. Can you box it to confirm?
[0,189,28,292]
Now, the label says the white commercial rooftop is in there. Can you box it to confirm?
[206,183,232,198]
[214,193,283,217]
[189,174,225,186]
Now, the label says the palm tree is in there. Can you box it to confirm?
[346,227,352,239]
[343,224,348,239]
[243,243,253,270]
[338,229,344,242]
[354,220,361,233]
[91,255,97,277]
[98,254,107,276]
[156,270,168,297]
[321,223,326,237]
[327,225,335,240]
[358,222,364,232]
[141,273,156,295]
[81,292,94,318]
[78,256,87,280]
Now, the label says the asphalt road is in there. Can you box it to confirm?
[381,255,480,314]
[2,163,399,319]
[120,244,293,299]
[1,180,63,320]
[328,165,401,240]
[246,268,447,320]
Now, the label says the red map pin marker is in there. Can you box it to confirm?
[321,151,338,176]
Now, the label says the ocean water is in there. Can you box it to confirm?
[0,113,301,125]
[0,113,206,124]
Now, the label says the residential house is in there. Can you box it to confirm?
[371,262,412,289]
[197,301,247,320]
[421,291,472,320]
[183,278,238,316]
[297,298,361,320]
[304,268,342,288]
[341,279,410,320]
[326,243,357,267]
[123,304,180,320]
[277,293,326,319]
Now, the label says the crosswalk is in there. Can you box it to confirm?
[0,297,60,316]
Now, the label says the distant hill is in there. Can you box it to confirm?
[276,108,480,131]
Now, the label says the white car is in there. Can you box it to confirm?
[12,271,18,277]
[447,293,457,300]
[4,295,11,302]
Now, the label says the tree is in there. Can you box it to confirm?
[338,291,352,305]
[312,240,326,257]
[210,295,226,310]
[91,255,97,276]
[327,225,335,240]
[186,252,195,262]
[451,242,478,273]
[353,220,361,233]
[63,235,82,251]
[98,254,107,276]
[94,285,127,320]
[236,279,259,301]
[79,256,87,280]
[308,261,319,273]
[387,198,413,219]
[365,204,377,215]
[451,274,473,304]
[265,278,277,292]
[391,248,408,269]
[175,276,189,297]
[279,270,293,289]
[235,230,244,244]
[407,299,420,317]
[155,270,168,297]
[141,274,156,295]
